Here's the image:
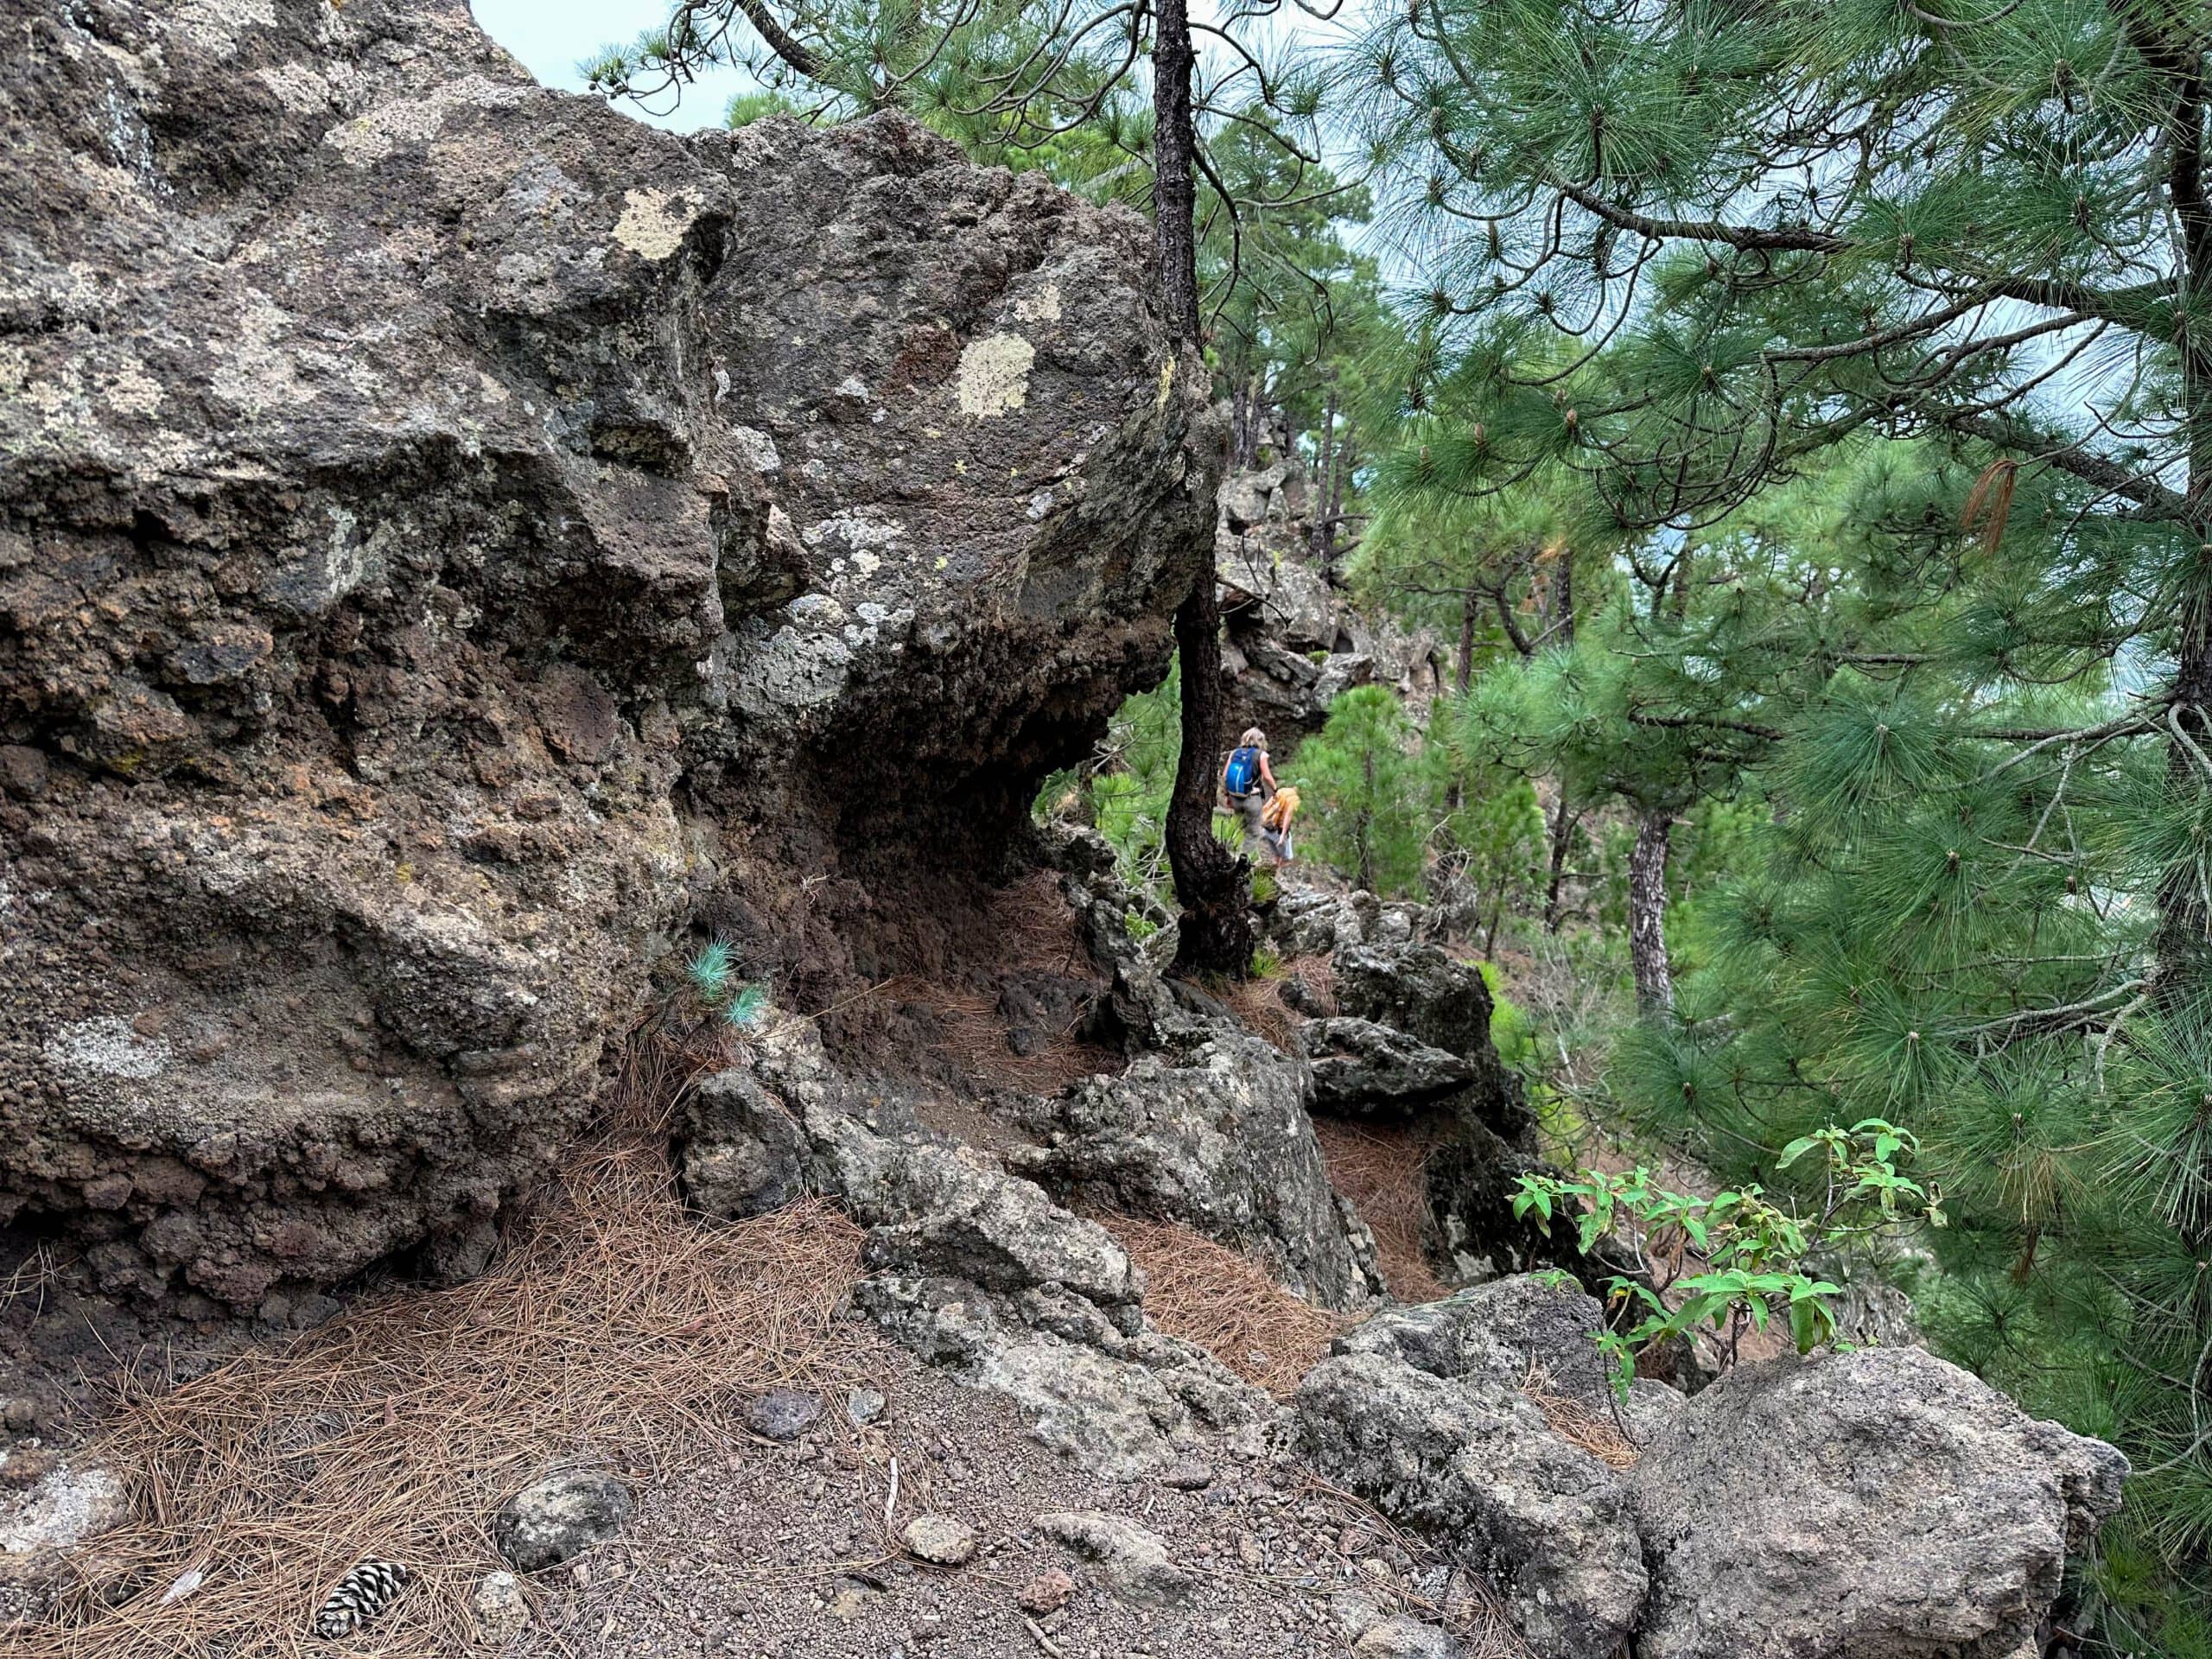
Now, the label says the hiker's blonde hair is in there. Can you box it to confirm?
[1240,727,1266,748]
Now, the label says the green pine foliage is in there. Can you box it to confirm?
[1294,685,1430,897]
[1035,660,1183,899]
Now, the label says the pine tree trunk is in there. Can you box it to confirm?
[1149,0,1201,346]
[2156,87,2212,996]
[1153,0,1249,977]
[1310,386,1337,563]
[1629,804,1675,1015]
[1543,797,1576,934]
[1166,577,1252,975]
[1552,546,1575,646]
[1320,438,1352,571]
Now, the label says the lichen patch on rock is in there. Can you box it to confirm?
[956,333,1036,417]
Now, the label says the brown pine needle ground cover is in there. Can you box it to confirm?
[1312,1120,1447,1303]
[1096,1215,1354,1397]
[12,1138,870,1659]
[1517,1364,1640,1470]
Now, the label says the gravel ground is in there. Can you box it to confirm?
[529,1327,1497,1659]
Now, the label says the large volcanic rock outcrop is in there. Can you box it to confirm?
[0,0,1214,1316]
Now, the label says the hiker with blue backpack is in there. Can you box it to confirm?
[1221,726,1278,847]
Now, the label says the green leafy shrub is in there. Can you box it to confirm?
[1512,1119,1935,1395]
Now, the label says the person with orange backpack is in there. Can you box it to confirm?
[1259,784,1300,865]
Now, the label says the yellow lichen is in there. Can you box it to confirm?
[613,189,699,261]
[956,334,1035,418]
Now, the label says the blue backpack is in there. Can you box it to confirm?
[1224,746,1260,796]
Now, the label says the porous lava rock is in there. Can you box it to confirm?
[1,0,1213,1316]
[1627,1345,2130,1659]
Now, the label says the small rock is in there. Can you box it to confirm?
[0,1398,35,1433]
[909,1613,945,1643]
[828,1584,875,1620]
[747,1389,823,1443]
[471,1571,529,1646]
[492,1471,632,1572]
[1236,1530,1265,1567]
[900,1513,977,1567]
[1016,1568,1074,1615]
[1034,1510,1193,1605]
[1160,1458,1213,1491]
[1328,1590,1385,1642]
[846,1388,887,1427]
[1353,1616,1463,1658]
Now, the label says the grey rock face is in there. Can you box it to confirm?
[1330,944,1531,1148]
[1302,1016,1476,1113]
[0,0,1212,1312]
[1011,1031,1380,1309]
[1297,1281,1649,1659]
[1627,1346,2129,1659]
[680,1072,806,1220]
[1214,461,1446,740]
[492,1471,632,1572]
[1332,944,1491,1064]
[1333,1274,1615,1401]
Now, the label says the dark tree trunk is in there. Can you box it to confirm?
[1166,577,1254,976]
[1629,804,1675,1016]
[1149,0,1202,346]
[1153,0,1249,976]
[2156,67,2212,998]
[1552,544,1575,646]
[1310,385,1338,563]
[1319,436,1353,570]
[1543,797,1577,934]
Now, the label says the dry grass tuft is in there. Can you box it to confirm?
[1312,1119,1447,1303]
[13,1138,868,1659]
[1095,1215,1351,1398]
[1519,1363,1639,1470]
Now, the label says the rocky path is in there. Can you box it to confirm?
[543,1336,1510,1659]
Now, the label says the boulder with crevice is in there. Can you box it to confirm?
[695,1017,1270,1478]
[1,0,1214,1319]
[1297,1279,1653,1659]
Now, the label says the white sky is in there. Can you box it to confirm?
[471,1,1354,131]
[474,0,759,129]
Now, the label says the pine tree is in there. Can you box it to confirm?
[1344,4,2212,1632]
[1296,685,1429,897]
